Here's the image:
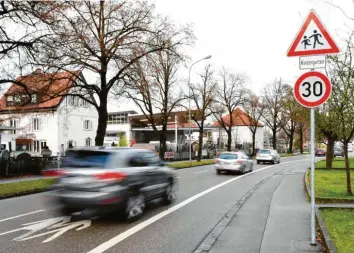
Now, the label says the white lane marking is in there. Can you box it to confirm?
[0,209,45,223]
[87,159,308,253]
[0,216,91,243]
[194,170,209,175]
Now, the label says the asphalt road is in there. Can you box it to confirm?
[0,155,312,253]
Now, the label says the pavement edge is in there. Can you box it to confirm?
[192,176,271,253]
[304,170,338,253]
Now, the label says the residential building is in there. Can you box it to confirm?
[211,108,264,151]
[0,69,98,155]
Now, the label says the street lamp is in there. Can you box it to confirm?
[188,55,212,163]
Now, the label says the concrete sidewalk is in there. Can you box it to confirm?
[208,167,323,253]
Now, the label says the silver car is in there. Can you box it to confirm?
[215,151,254,175]
[256,149,280,164]
[47,147,178,220]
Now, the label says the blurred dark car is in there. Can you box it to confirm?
[47,147,177,220]
[334,148,344,157]
[315,148,326,157]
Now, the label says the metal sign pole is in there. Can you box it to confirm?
[310,107,316,245]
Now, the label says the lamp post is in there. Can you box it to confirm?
[188,55,212,163]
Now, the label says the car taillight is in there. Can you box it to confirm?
[95,172,126,182]
[236,160,243,165]
[42,169,66,177]
[216,159,220,164]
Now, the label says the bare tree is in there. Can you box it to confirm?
[211,68,248,151]
[124,40,190,159]
[295,107,309,154]
[262,78,287,150]
[326,36,354,195]
[189,64,216,161]
[242,91,266,156]
[280,84,303,153]
[29,1,193,146]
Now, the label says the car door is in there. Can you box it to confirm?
[273,150,280,162]
[240,152,251,171]
[127,153,154,199]
[144,151,168,197]
[138,151,165,199]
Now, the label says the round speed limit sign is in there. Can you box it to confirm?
[293,71,332,108]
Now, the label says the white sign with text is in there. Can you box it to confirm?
[299,55,326,70]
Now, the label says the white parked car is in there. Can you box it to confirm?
[256,149,280,164]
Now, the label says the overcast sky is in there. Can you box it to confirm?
[112,0,354,112]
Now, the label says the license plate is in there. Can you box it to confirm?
[60,177,92,184]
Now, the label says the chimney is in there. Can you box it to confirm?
[34,68,41,74]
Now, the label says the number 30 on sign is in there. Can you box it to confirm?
[293,71,332,108]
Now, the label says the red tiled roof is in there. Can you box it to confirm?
[211,108,263,127]
[166,122,198,128]
[0,70,80,113]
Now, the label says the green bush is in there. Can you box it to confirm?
[119,135,128,147]
[167,159,215,169]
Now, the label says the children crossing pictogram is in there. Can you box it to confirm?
[287,10,339,57]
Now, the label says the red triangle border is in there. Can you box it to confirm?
[287,10,340,57]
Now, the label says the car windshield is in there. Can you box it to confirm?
[62,150,112,168]
[258,150,271,154]
[219,153,238,160]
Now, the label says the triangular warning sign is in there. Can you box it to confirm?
[287,10,340,57]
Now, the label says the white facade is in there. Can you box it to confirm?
[0,96,98,155]
[211,126,264,150]
[103,111,136,146]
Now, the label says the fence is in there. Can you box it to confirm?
[0,156,60,178]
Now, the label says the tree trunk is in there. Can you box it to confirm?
[326,136,335,169]
[227,130,232,151]
[252,132,256,157]
[344,142,352,195]
[159,124,167,160]
[95,97,108,146]
[288,131,294,153]
[197,127,203,162]
[272,128,277,150]
[299,129,304,154]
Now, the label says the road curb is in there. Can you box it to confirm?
[0,189,49,200]
[304,170,338,253]
[315,208,339,253]
[304,169,354,204]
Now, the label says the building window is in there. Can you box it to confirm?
[33,140,40,152]
[83,120,92,130]
[108,113,128,124]
[81,99,89,107]
[31,94,37,104]
[33,118,40,131]
[9,119,17,134]
[68,96,75,106]
[85,138,91,146]
[14,95,21,104]
[6,95,13,105]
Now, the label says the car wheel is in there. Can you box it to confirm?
[216,169,221,175]
[240,167,244,175]
[162,183,177,205]
[271,160,275,164]
[249,164,253,172]
[257,160,260,164]
[124,193,145,221]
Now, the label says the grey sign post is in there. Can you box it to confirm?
[292,70,332,245]
[287,9,340,246]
